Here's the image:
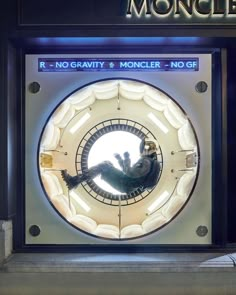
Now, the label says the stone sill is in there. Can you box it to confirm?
[1,253,236,273]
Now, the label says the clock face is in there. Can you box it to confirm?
[38,79,199,240]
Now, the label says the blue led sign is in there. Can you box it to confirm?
[38,58,199,72]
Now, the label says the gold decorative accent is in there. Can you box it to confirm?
[40,153,53,168]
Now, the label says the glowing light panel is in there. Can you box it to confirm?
[69,190,91,212]
[148,191,170,213]
[148,112,169,134]
[87,131,141,194]
[69,113,91,134]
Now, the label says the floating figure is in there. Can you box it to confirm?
[61,138,161,194]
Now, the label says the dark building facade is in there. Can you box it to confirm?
[0,0,236,293]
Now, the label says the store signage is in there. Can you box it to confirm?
[38,58,199,72]
[20,0,236,26]
[126,0,236,17]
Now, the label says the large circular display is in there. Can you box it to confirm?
[38,79,199,240]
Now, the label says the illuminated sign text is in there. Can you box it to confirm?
[126,0,236,17]
[38,58,199,72]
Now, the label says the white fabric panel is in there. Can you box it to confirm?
[93,224,119,239]
[95,224,119,232]
[41,172,63,198]
[68,214,97,233]
[41,123,60,150]
[51,194,74,220]
[51,102,69,125]
[178,121,196,150]
[142,213,167,233]
[119,81,146,100]
[92,80,119,100]
[62,195,77,216]
[120,224,145,238]
[68,87,95,110]
[176,172,196,198]
[161,195,186,220]
[52,102,75,129]
[143,87,169,111]
[164,100,187,129]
